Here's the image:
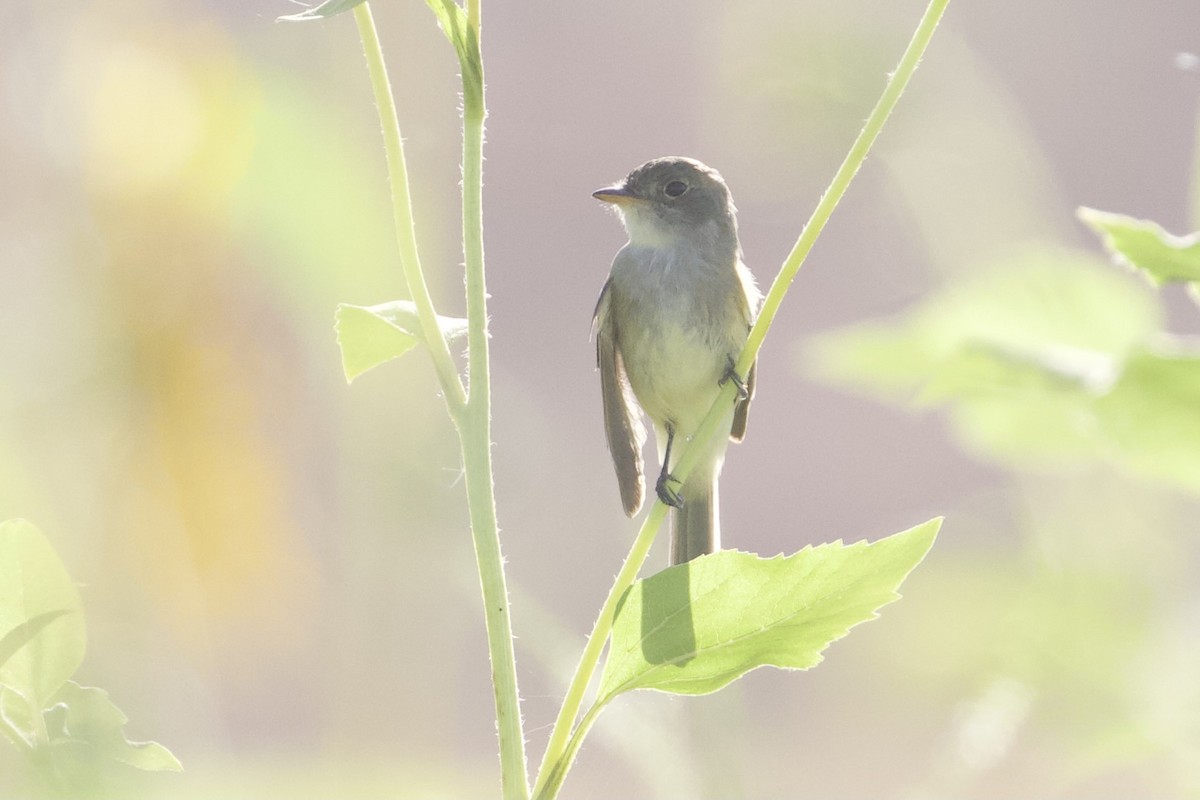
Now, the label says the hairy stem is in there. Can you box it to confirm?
[355,4,527,797]
[353,4,466,413]
[532,505,668,799]
[457,5,530,799]
[677,0,952,486]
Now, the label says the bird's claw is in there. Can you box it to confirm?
[720,356,749,401]
[655,472,684,508]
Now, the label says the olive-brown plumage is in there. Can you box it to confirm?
[593,157,760,565]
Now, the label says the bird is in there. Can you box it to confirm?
[592,156,761,565]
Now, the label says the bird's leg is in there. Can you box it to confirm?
[655,422,684,508]
[720,355,750,401]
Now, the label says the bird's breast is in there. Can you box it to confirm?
[609,245,749,434]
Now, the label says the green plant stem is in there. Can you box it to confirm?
[459,415,528,800]
[356,4,527,797]
[536,696,607,800]
[353,4,467,414]
[457,7,530,800]
[533,0,951,796]
[744,0,950,373]
[530,504,668,798]
[675,0,952,488]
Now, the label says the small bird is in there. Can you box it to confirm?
[592,157,761,565]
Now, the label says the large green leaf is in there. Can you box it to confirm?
[44,681,182,772]
[806,248,1162,465]
[0,520,85,712]
[1079,207,1200,285]
[598,519,940,700]
[806,248,1200,492]
[334,301,467,382]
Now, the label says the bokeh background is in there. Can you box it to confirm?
[3,0,1200,797]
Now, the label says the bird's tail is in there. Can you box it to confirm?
[670,470,719,566]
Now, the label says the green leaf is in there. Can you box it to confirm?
[423,0,483,103]
[1093,345,1200,493]
[598,519,940,700]
[0,610,72,672]
[806,248,1200,493]
[335,301,467,382]
[277,0,366,22]
[1,685,37,749]
[1079,207,1200,285]
[805,248,1161,465]
[0,520,85,712]
[44,681,182,772]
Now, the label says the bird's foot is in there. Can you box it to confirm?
[655,472,684,508]
[720,356,750,401]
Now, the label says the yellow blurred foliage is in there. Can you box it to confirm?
[62,7,259,220]
[51,5,318,656]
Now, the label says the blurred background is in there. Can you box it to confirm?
[2,0,1200,797]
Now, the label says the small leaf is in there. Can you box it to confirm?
[277,0,366,22]
[0,520,85,711]
[47,681,182,772]
[335,301,467,382]
[423,0,483,102]
[598,519,940,700]
[1079,207,1200,285]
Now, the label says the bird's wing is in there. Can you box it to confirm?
[594,279,646,516]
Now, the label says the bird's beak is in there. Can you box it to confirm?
[592,185,639,205]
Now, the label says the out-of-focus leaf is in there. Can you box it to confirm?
[277,0,366,23]
[1079,207,1200,285]
[1094,345,1200,493]
[598,519,940,700]
[806,248,1200,492]
[0,611,72,672]
[0,686,36,748]
[0,520,85,711]
[45,682,182,772]
[918,340,1117,463]
[805,249,1162,466]
[335,301,467,382]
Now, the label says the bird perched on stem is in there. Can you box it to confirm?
[592,157,761,565]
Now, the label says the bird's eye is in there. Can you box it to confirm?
[663,180,688,198]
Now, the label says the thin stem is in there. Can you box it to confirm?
[457,8,530,799]
[676,0,952,488]
[531,504,668,798]
[741,0,951,376]
[355,4,526,796]
[459,418,528,800]
[533,0,952,795]
[353,4,467,414]
[535,698,607,800]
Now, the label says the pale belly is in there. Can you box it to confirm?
[621,321,731,438]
